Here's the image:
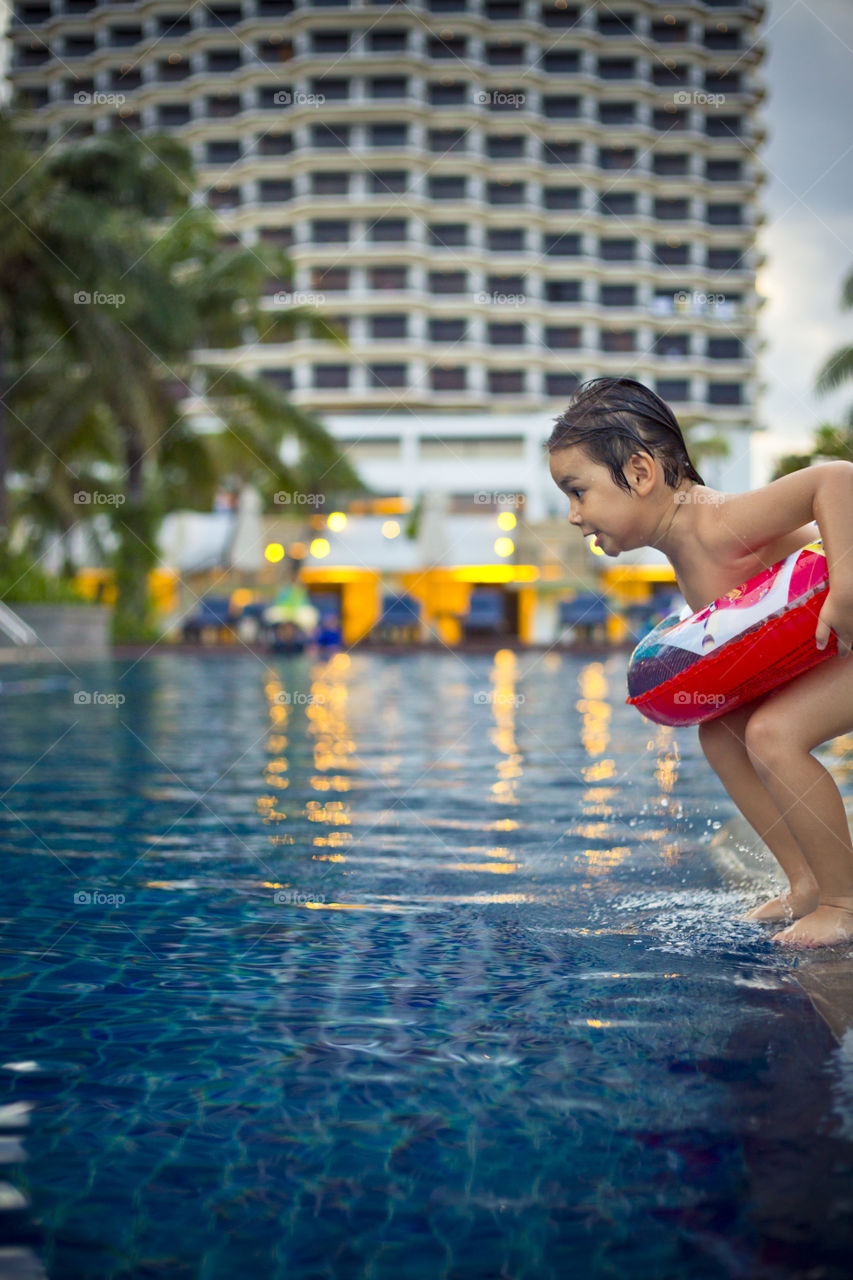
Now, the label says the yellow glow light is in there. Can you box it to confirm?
[497,511,517,531]
[327,512,347,532]
[264,543,285,563]
[494,537,514,557]
[310,538,330,559]
[382,520,401,538]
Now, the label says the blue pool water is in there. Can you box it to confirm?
[1,650,853,1279]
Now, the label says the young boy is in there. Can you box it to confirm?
[547,376,853,949]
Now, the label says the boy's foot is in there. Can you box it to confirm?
[771,898,853,948]
[743,886,819,923]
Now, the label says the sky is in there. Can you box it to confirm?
[1,0,851,487]
[754,0,853,482]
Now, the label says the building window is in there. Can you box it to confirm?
[653,243,690,266]
[369,170,410,193]
[541,3,582,28]
[544,187,581,210]
[336,437,402,460]
[308,123,351,147]
[543,233,582,257]
[656,378,691,402]
[311,77,349,100]
[371,315,408,339]
[654,108,688,132]
[369,29,407,52]
[370,76,408,98]
[312,219,348,242]
[707,247,743,271]
[488,323,526,345]
[599,239,636,261]
[206,95,241,117]
[429,368,467,391]
[430,36,468,58]
[310,31,349,53]
[542,50,580,73]
[313,365,350,389]
[207,49,241,72]
[545,280,582,303]
[598,11,634,34]
[488,229,526,252]
[706,115,743,138]
[369,266,408,290]
[429,224,469,247]
[598,57,636,79]
[258,179,293,202]
[707,337,745,360]
[486,274,525,294]
[601,330,636,352]
[486,135,526,158]
[542,140,581,165]
[157,103,191,126]
[707,203,744,225]
[543,96,581,119]
[311,267,349,291]
[429,318,467,341]
[259,227,293,247]
[369,219,408,242]
[369,364,407,388]
[487,181,525,204]
[706,159,743,182]
[310,172,349,195]
[206,140,242,164]
[651,19,688,42]
[599,192,637,216]
[489,370,525,394]
[544,326,581,349]
[653,153,689,176]
[429,81,468,106]
[653,334,691,357]
[260,368,294,393]
[599,147,636,170]
[655,197,690,221]
[600,284,636,307]
[428,271,467,294]
[428,129,468,153]
[257,131,293,155]
[486,42,524,64]
[369,123,409,147]
[708,382,743,404]
[546,372,581,397]
[428,175,468,200]
[420,434,525,458]
[599,102,635,125]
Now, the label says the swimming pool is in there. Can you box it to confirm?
[1,649,852,1279]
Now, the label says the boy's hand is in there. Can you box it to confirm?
[815,591,853,657]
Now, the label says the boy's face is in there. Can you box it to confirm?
[549,445,645,555]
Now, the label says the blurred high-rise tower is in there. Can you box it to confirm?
[8,0,766,519]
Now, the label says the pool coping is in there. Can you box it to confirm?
[709,808,853,1044]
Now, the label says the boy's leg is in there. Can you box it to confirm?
[698,704,819,920]
[740,657,853,947]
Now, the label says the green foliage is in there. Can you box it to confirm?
[0,112,366,643]
[0,551,86,604]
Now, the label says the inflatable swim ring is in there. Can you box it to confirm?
[626,539,837,726]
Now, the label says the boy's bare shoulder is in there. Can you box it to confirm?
[693,463,853,561]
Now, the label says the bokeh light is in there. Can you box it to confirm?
[264,543,285,563]
[310,538,330,558]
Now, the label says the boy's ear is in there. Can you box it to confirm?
[626,451,656,493]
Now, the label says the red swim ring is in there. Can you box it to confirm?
[626,539,837,726]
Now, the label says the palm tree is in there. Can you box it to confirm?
[0,115,363,637]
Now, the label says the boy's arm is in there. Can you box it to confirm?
[705,460,853,655]
[707,461,853,573]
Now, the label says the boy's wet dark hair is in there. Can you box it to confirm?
[546,376,705,495]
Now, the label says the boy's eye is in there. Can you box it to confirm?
[570,489,583,499]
